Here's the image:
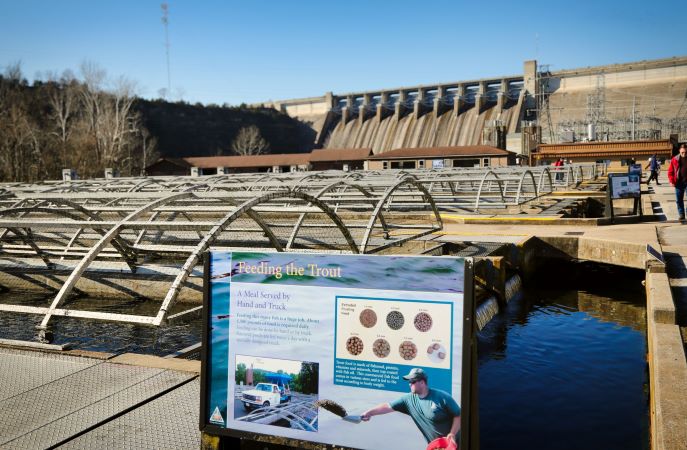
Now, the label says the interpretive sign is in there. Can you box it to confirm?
[609,173,641,199]
[628,163,643,176]
[201,251,474,450]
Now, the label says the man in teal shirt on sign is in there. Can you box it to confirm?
[361,368,461,445]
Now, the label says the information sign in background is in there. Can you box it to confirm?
[201,252,472,450]
[609,173,641,199]
[432,159,445,169]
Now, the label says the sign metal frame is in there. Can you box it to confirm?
[200,251,476,450]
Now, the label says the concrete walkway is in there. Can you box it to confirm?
[652,182,687,326]
[641,182,687,450]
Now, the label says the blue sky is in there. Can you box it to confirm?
[1,0,685,105]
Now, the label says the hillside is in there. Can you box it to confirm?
[0,73,316,182]
[136,100,316,157]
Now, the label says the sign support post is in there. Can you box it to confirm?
[606,172,642,223]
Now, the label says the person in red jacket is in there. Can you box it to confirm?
[667,144,687,220]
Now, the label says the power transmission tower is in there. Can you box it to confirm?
[536,64,556,143]
[161,3,171,98]
[585,74,606,140]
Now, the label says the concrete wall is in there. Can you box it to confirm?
[0,260,204,303]
[551,57,687,91]
[542,56,687,143]
[263,95,331,119]
[645,267,687,450]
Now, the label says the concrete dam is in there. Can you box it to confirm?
[323,78,525,152]
[262,56,687,155]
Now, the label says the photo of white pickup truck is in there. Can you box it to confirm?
[234,356,319,431]
[240,382,291,410]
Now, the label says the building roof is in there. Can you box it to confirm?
[148,157,193,169]
[309,148,373,162]
[369,146,511,160]
[183,153,311,169]
[536,139,673,159]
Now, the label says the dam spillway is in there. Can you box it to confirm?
[324,91,523,153]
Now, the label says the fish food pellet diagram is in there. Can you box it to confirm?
[386,311,404,330]
[372,338,391,358]
[399,340,417,360]
[335,297,454,369]
[427,342,447,363]
[346,336,364,355]
[414,312,433,332]
[359,309,377,328]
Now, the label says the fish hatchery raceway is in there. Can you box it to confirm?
[0,55,686,450]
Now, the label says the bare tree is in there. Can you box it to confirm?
[102,75,138,168]
[4,61,23,83]
[139,127,159,175]
[0,101,41,182]
[76,62,140,176]
[231,125,270,156]
[122,113,158,176]
[0,63,43,181]
[0,61,158,182]
[78,61,107,172]
[46,70,78,168]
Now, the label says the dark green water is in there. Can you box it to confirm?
[0,295,202,356]
[478,279,648,450]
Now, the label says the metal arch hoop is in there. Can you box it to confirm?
[359,178,442,254]
[285,181,382,251]
[0,203,135,268]
[37,192,194,331]
[154,189,360,325]
[475,170,505,211]
[537,167,554,195]
[515,170,539,205]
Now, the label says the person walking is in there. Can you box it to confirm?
[646,153,661,185]
[667,144,687,220]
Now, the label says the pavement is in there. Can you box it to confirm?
[652,182,687,327]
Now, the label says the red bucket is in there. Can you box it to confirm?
[426,436,458,450]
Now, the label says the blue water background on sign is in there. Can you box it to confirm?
[229,252,464,293]
[208,253,231,426]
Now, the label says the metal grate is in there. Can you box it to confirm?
[0,349,194,449]
[58,379,201,450]
[0,347,101,401]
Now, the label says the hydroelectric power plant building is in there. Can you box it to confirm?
[259,56,687,160]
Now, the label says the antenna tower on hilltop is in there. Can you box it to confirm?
[161,3,171,97]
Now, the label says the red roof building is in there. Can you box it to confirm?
[308,148,373,171]
[367,146,514,170]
